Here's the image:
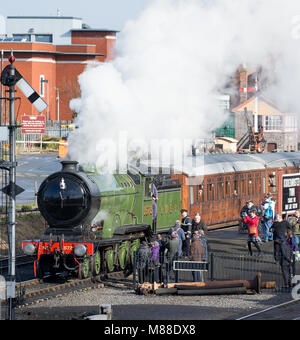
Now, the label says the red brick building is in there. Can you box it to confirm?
[0,17,117,122]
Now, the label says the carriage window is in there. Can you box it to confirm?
[255,175,261,194]
[197,184,205,203]
[241,178,246,197]
[190,186,194,205]
[225,180,231,198]
[207,183,215,201]
[233,178,239,197]
[217,181,224,200]
[248,175,253,195]
[263,176,266,194]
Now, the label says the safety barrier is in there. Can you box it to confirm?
[133,252,297,292]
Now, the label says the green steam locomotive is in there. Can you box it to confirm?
[22,161,181,279]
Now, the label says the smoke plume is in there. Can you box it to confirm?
[69,0,300,172]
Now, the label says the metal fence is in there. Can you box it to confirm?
[133,252,297,292]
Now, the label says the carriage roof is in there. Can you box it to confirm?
[181,152,300,176]
[134,152,300,177]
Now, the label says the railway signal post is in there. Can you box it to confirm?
[1,54,18,320]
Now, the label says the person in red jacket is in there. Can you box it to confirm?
[243,209,262,256]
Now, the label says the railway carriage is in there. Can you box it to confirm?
[172,152,300,229]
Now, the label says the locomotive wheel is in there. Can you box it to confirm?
[106,249,115,273]
[91,251,101,276]
[79,256,90,279]
[119,242,129,270]
[130,239,140,265]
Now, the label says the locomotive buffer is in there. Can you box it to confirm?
[0,53,47,320]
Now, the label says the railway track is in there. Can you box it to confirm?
[0,255,34,270]
[15,271,133,308]
[236,298,300,320]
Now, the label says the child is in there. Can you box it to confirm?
[243,209,262,256]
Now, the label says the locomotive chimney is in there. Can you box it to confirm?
[61,161,79,173]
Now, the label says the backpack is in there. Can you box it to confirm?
[265,201,273,219]
[171,226,181,240]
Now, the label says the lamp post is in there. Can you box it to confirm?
[54,87,60,137]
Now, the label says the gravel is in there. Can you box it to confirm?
[15,284,293,320]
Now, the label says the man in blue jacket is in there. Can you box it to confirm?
[168,220,186,256]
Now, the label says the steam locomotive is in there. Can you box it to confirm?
[22,161,181,279]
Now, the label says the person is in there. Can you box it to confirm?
[168,220,186,257]
[271,214,292,262]
[189,235,205,282]
[261,194,276,243]
[279,234,294,289]
[198,230,209,262]
[151,180,159,234]
[150,241,160,283]
[137,240,152,283]
[192,213,208,234]
[181,209,193,257]
[157,234,166,282]
[243,209,262,256]
[165,232,180,283]
[157,234,166,265]
[286,228,298,278]
[239,201,260,233]
[288,210,300,251]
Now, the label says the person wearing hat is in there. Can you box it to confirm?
[181,209,193,257]
[168,220,185,256]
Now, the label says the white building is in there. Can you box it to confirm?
[5,16,83,44]
[0,16,5,37]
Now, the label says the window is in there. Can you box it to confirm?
[13,34,31,42]
[265,116,283,131]
[285,116,297,132]
[40,75,45,98]
[217,179,224,201]
[197,184,205,203]
[248,175,254,195]
[190,186,194,205]
[241,176,246,196]
[207,183,215,201]
[233,177,239,197]
[255,175,261,194]
[225,179,231,198]
[35,34,53,43]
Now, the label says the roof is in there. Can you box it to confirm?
[232,94,281,113]
[7,16,82,20]
[181,152,300,176]
[71,29,119,33]
[135,152,300,177]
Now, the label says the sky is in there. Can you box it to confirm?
[0,0,150,32]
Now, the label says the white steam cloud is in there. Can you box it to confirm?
[69,0,300,172]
